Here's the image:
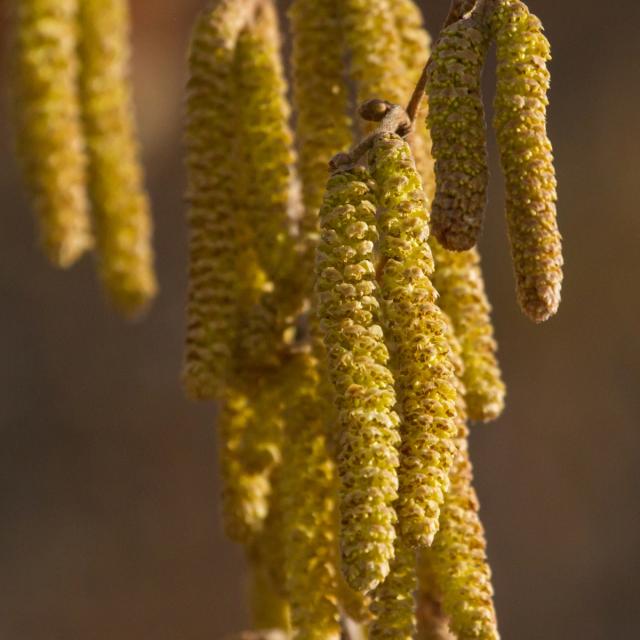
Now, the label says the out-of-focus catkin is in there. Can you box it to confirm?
[369,541,417,640]
[234,1,298,294]
[79,0,156,316]
[182,1,247,399]
[431,243,505,422]
[12,0,92,268]
[316,168,400,593]
[416,560,454,640]
[491,0,563,322]
[370,134,459,548]
[289,0,352,278]
[280,351,341,640]
[426,12,489,251]
[218,387,271,543]
[338,0,404,110]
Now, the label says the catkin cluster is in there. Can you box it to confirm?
[11,0,156,313]
[177,1,564,639]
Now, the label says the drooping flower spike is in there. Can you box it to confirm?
[316,167,401,593]
[370,133,459,549]
[491,0,563,322]
[11,0,92,268]
[79,0,157,316]
[426,10,490,251]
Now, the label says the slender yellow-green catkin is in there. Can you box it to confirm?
[431,244,506,422]
[280,351,341,640]
[369,541,417,640]
[289,0,352,277]
[218,387,271,542]
[79,0,156,315]
[316,168,401,593]
[419,323,499,639]
[370,134,459,549]
[426,12,489,251]
[11,0,92,267]
[491,0,563,323]
[338,0,404,123]
[234,0,298,293]
[390,1,506,423]
[248,545,290,632]
[182,1,248,399]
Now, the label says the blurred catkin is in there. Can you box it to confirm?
[11,0,92,267]
[426,12,489,251]
[78,0,156,316]
[182,0,248,399]
[491,0,563,322]
[218,387,271,542]
[279,351,341,640]
[416,562,454,640]
[431,244,505,422]
[370,134,459,548]
[316,168,400,593]
[289,0,352,279]
[369,541,417,640]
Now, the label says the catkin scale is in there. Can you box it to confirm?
[316,168,401,593]
[11,0,92,268]
[79,0,157,316]
[182,0,248,399]
[491,0,563,322]
[279,351,341,640]
[426,14,489,251]
[370,134,459,549]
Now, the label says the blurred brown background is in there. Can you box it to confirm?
[1,1,639,638]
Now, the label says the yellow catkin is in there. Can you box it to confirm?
[234,1,298,293]
[369,541,417,640]
[426,12,489,251]
[391,1,505,422]
[370,134,459,549]
[431,244,506,422]
[218,386,271,543]
[316,167,400,593]
[416,561,454,640]
[79,0,157,315]
[279,351,341,640]
[182,0,249,399]
[289,0,352,278]
[338,0,405,110]
[11,0,92,267]
[247,545,290,632]
[419,324,500,640]
[491,0,563,323]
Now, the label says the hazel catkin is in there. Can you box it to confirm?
[182,0,248,399]
[426,12,489,251]
[316,167,401,593]
[11,0,92,268]
[78,0,157,316]
[491,0,563,322]
[370,134,459,549]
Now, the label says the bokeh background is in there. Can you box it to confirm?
[1,0,639,638]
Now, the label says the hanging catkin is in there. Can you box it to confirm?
[316,167,400,593]
[233,1,297,293]
[289,0,352,278]
[79,0,156,316]
[491,0,563,323]
[279,351,341,640]
[182,0,248,399]
[218,387,271,542]
[431,244,506,422]
[370,134,459,549]
[369,541,417,640]
[11,0,92,268]
[426,11,490,251]
[416,560,454,640]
